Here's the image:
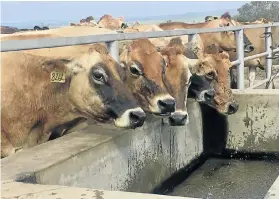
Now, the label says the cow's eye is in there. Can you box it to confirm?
[92,70,105,84]
[130,64,142,77]
[206,71,215,80]
[162,58,168,67]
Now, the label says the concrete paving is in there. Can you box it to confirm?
[1,182,200,199]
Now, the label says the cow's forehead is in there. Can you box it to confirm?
[202,55,216,68]
[131,50,162,66]
[69,51,120,79]
[70,51,103,71]
[79,51,115,69]
[206,55,230,74]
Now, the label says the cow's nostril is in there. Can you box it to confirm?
[204,89,215,101]
[244,45,255,53]
[169,113,187,126]
[129,111,146,128]
[228,103,239,114]
[107,108,119,119]
[158,99,175,114]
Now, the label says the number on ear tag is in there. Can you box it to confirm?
[50,71,66,83]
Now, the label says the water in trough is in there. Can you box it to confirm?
[168,158,279,199]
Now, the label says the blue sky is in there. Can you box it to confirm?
[1,1,248,23]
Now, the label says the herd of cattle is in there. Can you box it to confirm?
[1,12,279,158]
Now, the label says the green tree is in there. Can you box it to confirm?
[234,1,279,22]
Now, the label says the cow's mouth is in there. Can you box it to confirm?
[153,112,171,117]
[220,46,236,52]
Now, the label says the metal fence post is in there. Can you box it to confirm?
[188,34,195,42]
[235,29,245,89]
[265,26,272,88]
[106,41,119,62]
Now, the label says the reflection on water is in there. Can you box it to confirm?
[168,158,279,199]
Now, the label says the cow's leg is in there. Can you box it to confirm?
[63,118,88,136]
[25,124,51,148]
[48,118,88,141]
[248,66,257,87]
[1,131,16,158]
[230,67,238,89]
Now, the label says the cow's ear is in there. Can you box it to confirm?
[120,62,127,69]
[117,62,127,81]
[185,34,204,59]
[219,51,233,70]
[219,13,231,27]
[119,45,131,65]
[219,51,230,60]
[206,43,221,54]
[44,58,85,75]
[42,58,71,73]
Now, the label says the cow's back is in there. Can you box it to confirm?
[159,22,189,30]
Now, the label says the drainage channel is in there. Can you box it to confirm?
[153,152,279,199]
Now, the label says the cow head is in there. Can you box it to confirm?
[159,44,192,126]
[157,36,216,126]
[205,51,239,114]
[205,12,255,54]
[187,37,239,115]
[42,44,146,129]
[205,16,219,22]
[120,39,176,116]
[174,35,216,105]
[182,34,239,115]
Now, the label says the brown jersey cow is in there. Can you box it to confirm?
[97,14,125,30]
[159,37,215,126]
[1,44,146,158]
[158,12,255,54]
[168,35,239,115]
[120,39,176,116]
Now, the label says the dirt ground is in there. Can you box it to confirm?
[243,64,279,80]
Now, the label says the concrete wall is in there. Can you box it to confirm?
[202,89,279,154]
[226,89,279,152]
[1,99,203,193]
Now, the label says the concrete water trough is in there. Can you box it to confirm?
[1,89,279,199]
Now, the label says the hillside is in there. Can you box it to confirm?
[1,8,238,29]
[125,8,238,24]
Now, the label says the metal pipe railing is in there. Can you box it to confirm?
[247,79,270,89]
[232,26,279,89]
[265,26,273,88]
[1,23,279,52]
[235,29,245,89]
[1,23,279,90]
[107,41,119,62]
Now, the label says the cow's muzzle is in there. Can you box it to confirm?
[244,44,255,53]
[114,107,146,128]
[168,110,188,126]
[196,89,215,102]
[227,102,239,115]
[157,98,176,114]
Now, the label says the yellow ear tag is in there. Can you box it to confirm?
[50,71,66,83]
